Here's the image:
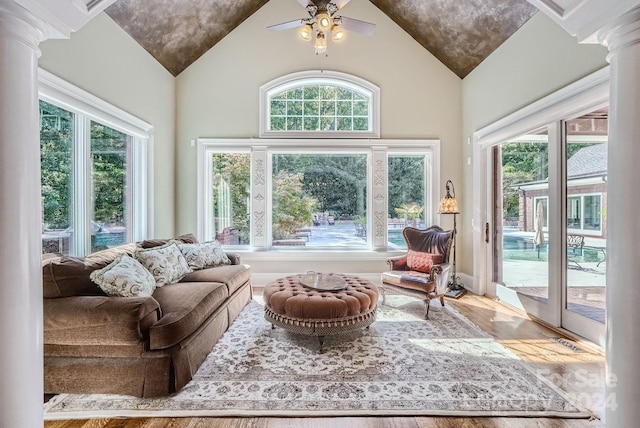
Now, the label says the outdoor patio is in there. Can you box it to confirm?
[502,229,606,324]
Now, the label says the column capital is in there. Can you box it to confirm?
[0,2,48,51]
[598,6,640,58]
[527,0,640,43]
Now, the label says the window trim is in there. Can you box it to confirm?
[259,70,381,139]
[197,138,440,253]
[567,192,603,234]
[38,69,154,255]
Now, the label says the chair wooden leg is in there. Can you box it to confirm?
[440,296,445,307]
[424,299,430,320]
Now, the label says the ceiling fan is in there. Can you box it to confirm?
[267,0,376,55]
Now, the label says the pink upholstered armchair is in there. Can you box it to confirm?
[381,226,454,319]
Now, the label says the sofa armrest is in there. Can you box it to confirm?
[226,252,241,265]
[44,296,161,346]
[386,254,408,271]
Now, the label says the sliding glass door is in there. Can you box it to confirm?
[562,109,607,341]
[488,108,607,345]
[492,127,556,323]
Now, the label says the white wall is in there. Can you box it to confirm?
[38,13,176,237]
[175,0,462,273]
[461,12,608,288]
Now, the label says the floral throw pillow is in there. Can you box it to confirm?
[90,254,156,297]
[406,250,443,274]
[178,241,231,271]
[134,241,192,287]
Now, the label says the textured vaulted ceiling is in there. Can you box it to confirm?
[105,0,539,78]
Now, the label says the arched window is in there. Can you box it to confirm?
[260,70,380,138]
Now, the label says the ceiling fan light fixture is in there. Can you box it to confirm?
[298,24,313,41]
[314,31,327,54]
[331,25,345,43]
[316,12,332,32]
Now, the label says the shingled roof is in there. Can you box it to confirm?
[567,144,607,179]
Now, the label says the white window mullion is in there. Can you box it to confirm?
[72,115,91,256]
[548,120,564,328]
[197,147,212,241]
[130,136,150,242]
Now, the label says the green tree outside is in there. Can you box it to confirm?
[272,171,316,239]
[212,153,251,243]
[501,142,596,219]
[40,101,73,230]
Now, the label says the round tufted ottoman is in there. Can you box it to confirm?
[263,273,379,352]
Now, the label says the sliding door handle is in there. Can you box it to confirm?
[485,222,490,243]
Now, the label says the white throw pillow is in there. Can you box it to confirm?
[178,241,231,270]
[90,254,156,297]
[135,241,192,287]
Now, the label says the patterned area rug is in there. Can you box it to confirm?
[44,295,591,419]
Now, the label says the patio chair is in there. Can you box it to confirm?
[381,226,454,319]
[567,234,585,269]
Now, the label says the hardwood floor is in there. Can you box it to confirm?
[44,293,606,428]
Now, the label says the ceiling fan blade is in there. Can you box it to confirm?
[333,0,352,10]
[338,16,375,36]
[296,0,312,8]
[267,19,305,32]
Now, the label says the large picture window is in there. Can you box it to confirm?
[271,153,368,249]
[198,139,439,252]
[39,70,152,256]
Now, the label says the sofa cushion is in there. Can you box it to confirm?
[138,233,198,249]
[406,250,443,273]
[134,241,192,287]
[90,255,157,297]
[42,243,137,298]
[180,264,251,295]
[177,241,231,270]
[149,282,229,350]
[86,243,138,264]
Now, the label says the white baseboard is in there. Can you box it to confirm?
[457,272,477,295]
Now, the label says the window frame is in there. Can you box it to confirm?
[567,192,603,234]
[197,139,440,252]
[38,68,153,256]
[259,70,380,139]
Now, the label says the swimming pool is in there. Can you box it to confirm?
[502,235,548,261]
[387,229,407,249]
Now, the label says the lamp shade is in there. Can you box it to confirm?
[438,180,460,214]
[331,25,345,43]
[298,24,313,41]
[316,12,332,32]
[314,31,327,54]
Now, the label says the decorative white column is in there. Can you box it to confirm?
[0,3,46,427]
[371,147,388,251]
[251,147,268,249]
[599,7,640,426]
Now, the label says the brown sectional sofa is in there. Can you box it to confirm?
[43,235,252,398]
